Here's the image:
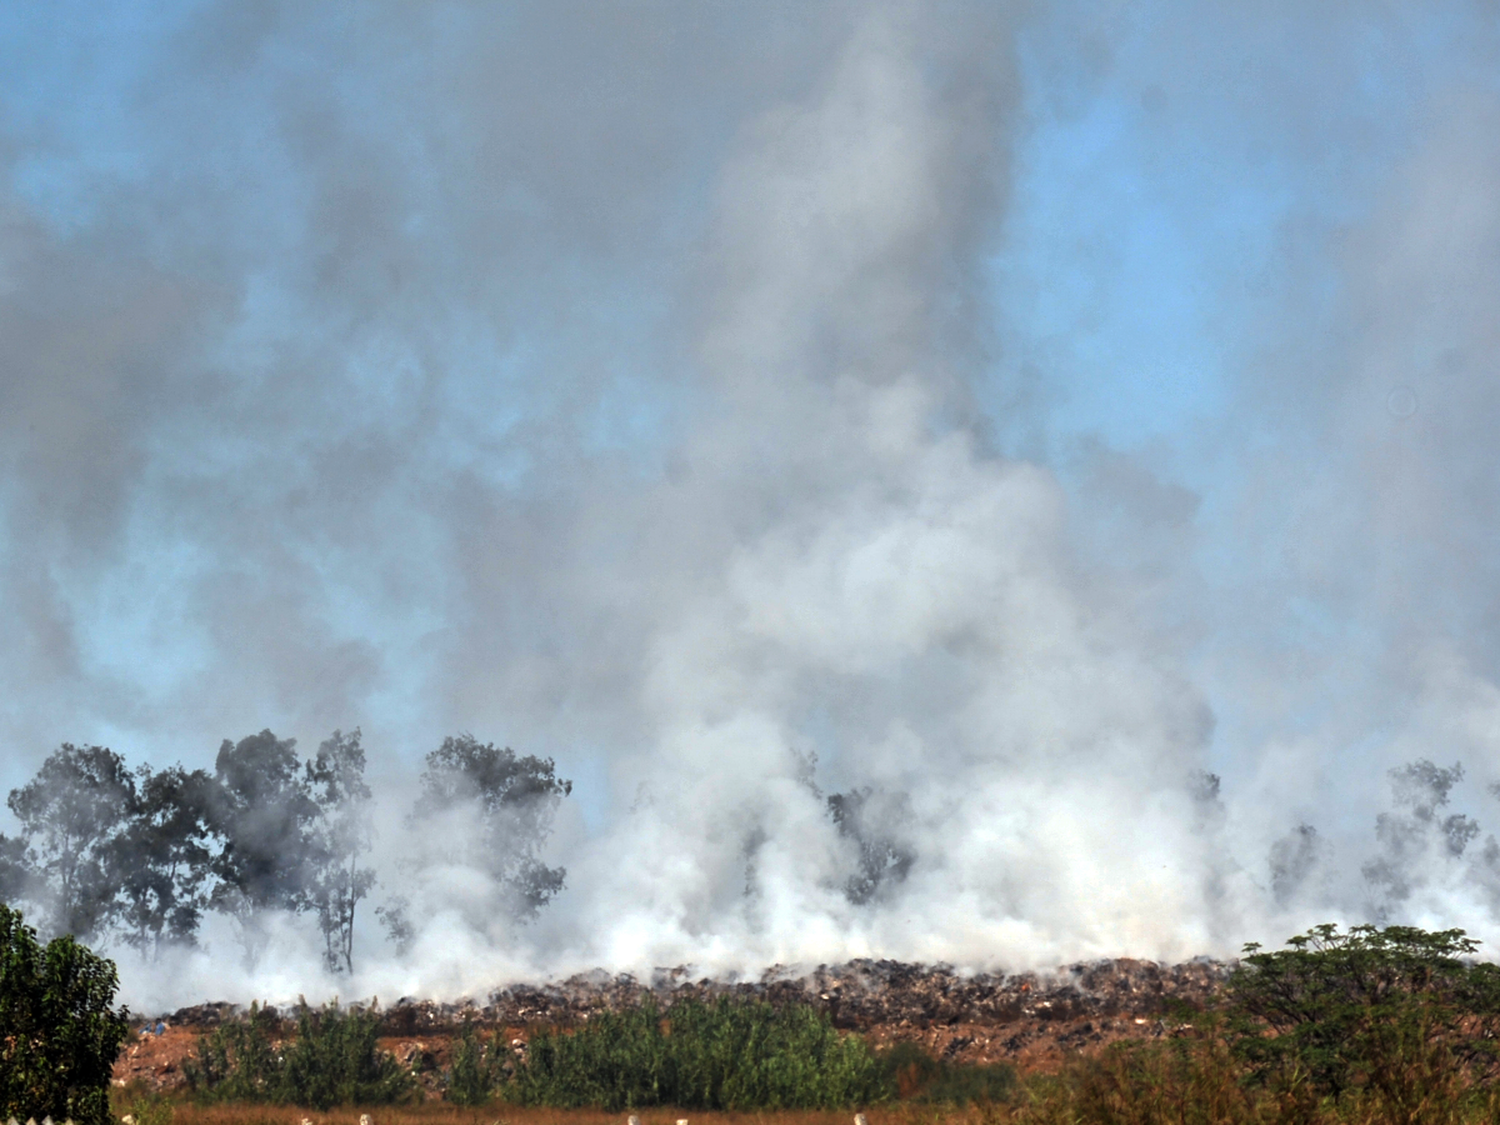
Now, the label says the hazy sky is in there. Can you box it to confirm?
[4,0,1500,1002]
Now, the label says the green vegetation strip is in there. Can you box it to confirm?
[503,995,888,1111]
[185,1002,415,1109]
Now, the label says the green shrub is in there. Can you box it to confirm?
[121,1088,175,1125]
[996,923,1500,1125]
[506,994,889,1110]
[0,902,130,1125]
[184,999,415,1108]
[445,1014,502,1105]
[1227,923,1500,1106]
[181,1001,282,1101]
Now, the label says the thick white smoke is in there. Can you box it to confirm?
[554,14,1233,975]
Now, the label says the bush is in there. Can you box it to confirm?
[181,1002,281,1101]
[445,1014,502,1105]
[1227,923,1500,1107]
[1037,1034,1263,1125]
[995,923,1500,1125]
[118,1088,175,1125]
[0,902,131,1125]
[506,994,889,1110]
[184,999,415,1108]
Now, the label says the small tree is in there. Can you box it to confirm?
[446,1013,501,1105]
[413,735,572,918]
[7,744,139,939]
[1228,923,1500,1103]
[0,903,130,1125]
[185,1000,414,1108]
[306,729,376,973]
[116,764,219,957]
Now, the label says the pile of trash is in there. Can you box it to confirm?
[370,956,1230,1035]
[122,956,1234,1088]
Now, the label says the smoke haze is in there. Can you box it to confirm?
[4,0,1500,1010]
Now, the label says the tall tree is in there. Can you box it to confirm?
[413,735,572,918]
[6,745,138,939]
[305,729,376,974]
[0,834,30,905]
[115,765,219,958]
[210,730,321,966]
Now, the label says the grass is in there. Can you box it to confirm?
[118,1099,898,1125]
[879,1042,1017,1105]
[507,996,888,1110]
[120,1037,1500,1125]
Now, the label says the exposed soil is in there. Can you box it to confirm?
[115,956,1231,1094]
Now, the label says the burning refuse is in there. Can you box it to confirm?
[114,956,1230,1092]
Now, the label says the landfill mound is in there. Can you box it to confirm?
[116,956,1232,1092]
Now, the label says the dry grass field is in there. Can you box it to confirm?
[122,1101,999,1125]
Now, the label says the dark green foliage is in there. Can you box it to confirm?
[184,1000,415,1108]
[1227,922,1500,1103]
[278,1001,415,1108]
[412,734,572,918]
[116,765,219,957]
[0,833,29,902]
[6,728,563,962]
[506,995,888,1110]
[878,1040,1017,1104]
[119,1088,175,1125]
[0,903,130,1125]
[210,731,324,962]
[7,744,139,939]
[181,1002,285,1102]
[445,1015,503,1105]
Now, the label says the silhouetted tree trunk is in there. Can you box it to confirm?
[306,728,375,973]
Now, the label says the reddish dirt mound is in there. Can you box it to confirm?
[115,956,1230,1092]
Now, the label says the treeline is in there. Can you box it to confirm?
[0,730,571,971]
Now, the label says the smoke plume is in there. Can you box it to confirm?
[3,0,1500,1010]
